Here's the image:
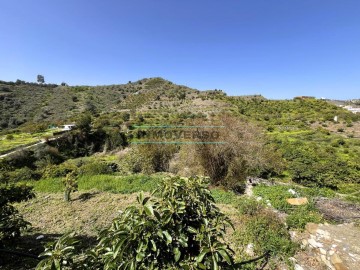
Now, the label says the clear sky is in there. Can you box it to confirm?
[0,0,359,99]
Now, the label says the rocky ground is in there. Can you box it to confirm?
[292,222,360,270]
[290,197,360,270]
[245,180,360,270]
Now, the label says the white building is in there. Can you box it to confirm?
[60,124,76,131]
[344,106,360,114]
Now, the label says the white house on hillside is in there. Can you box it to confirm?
[60,124,76,131]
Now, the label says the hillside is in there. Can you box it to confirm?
[0,78,229,131]
[1,77,359,134]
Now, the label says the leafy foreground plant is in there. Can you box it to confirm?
[37,176,237,269]
[36,232,78,270]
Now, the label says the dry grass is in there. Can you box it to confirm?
[16,191,139,236]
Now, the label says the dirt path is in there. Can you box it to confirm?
[0,137,60,159]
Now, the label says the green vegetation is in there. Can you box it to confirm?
[0,183,34,243]
[232,197,297,268]
[253,185,324,229]
[62,171,78,202]
[0,130,56,154]
[211,188,239,204]
[271,130,360,188]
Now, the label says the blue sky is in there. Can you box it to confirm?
[0,0,359,99]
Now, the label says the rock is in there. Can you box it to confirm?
[289,230,297,239]
[330,254,343,265]
[333,263,348,270]
[316,229,331,239]
[36,235,44,240]
[294,264,304,270]
[308,238,324,248]
[287,197,309,205]
[319,248,327,255]
[306,223,319,234]
[301,239,308,248]
[245,243,254,257]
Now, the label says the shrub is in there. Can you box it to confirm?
[96,176,234,269]
[42,163,78,178]
[76,113,92,133]
[62,171,78,202]
[0,183,34,243]
[119,145,178,174]
[78,161,113,175]
[7,167,40,182]
[34,145,64,168]
[6,149,37,169]
[192,116,284,191]
[233,202,297,264]
[235,197,263,216]
[286,205,323,229]
[36,232,78,270]
[5,134,14,140]
[104,128,127,151]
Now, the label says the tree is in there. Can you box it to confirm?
[76,114,92,133]
[0,183,34,244]
[37,75,45,84]
[191,115,284,191]
[62,171,78,202]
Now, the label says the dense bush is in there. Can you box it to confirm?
[7,166,40,182]
[0,183,34,243]
[192,116,283,191]
[119,145,178,174]
[96,176,234,269]
[42,163,78,178]
[275,133,360,188]
[104,128,127,151]
[34,145,65,168]
[78,161,114,175]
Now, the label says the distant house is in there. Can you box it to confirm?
[60,124,76,131]
[344,106,360,114]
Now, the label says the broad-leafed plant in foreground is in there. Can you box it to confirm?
[35,232,78,270]
[97,176,234,269]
